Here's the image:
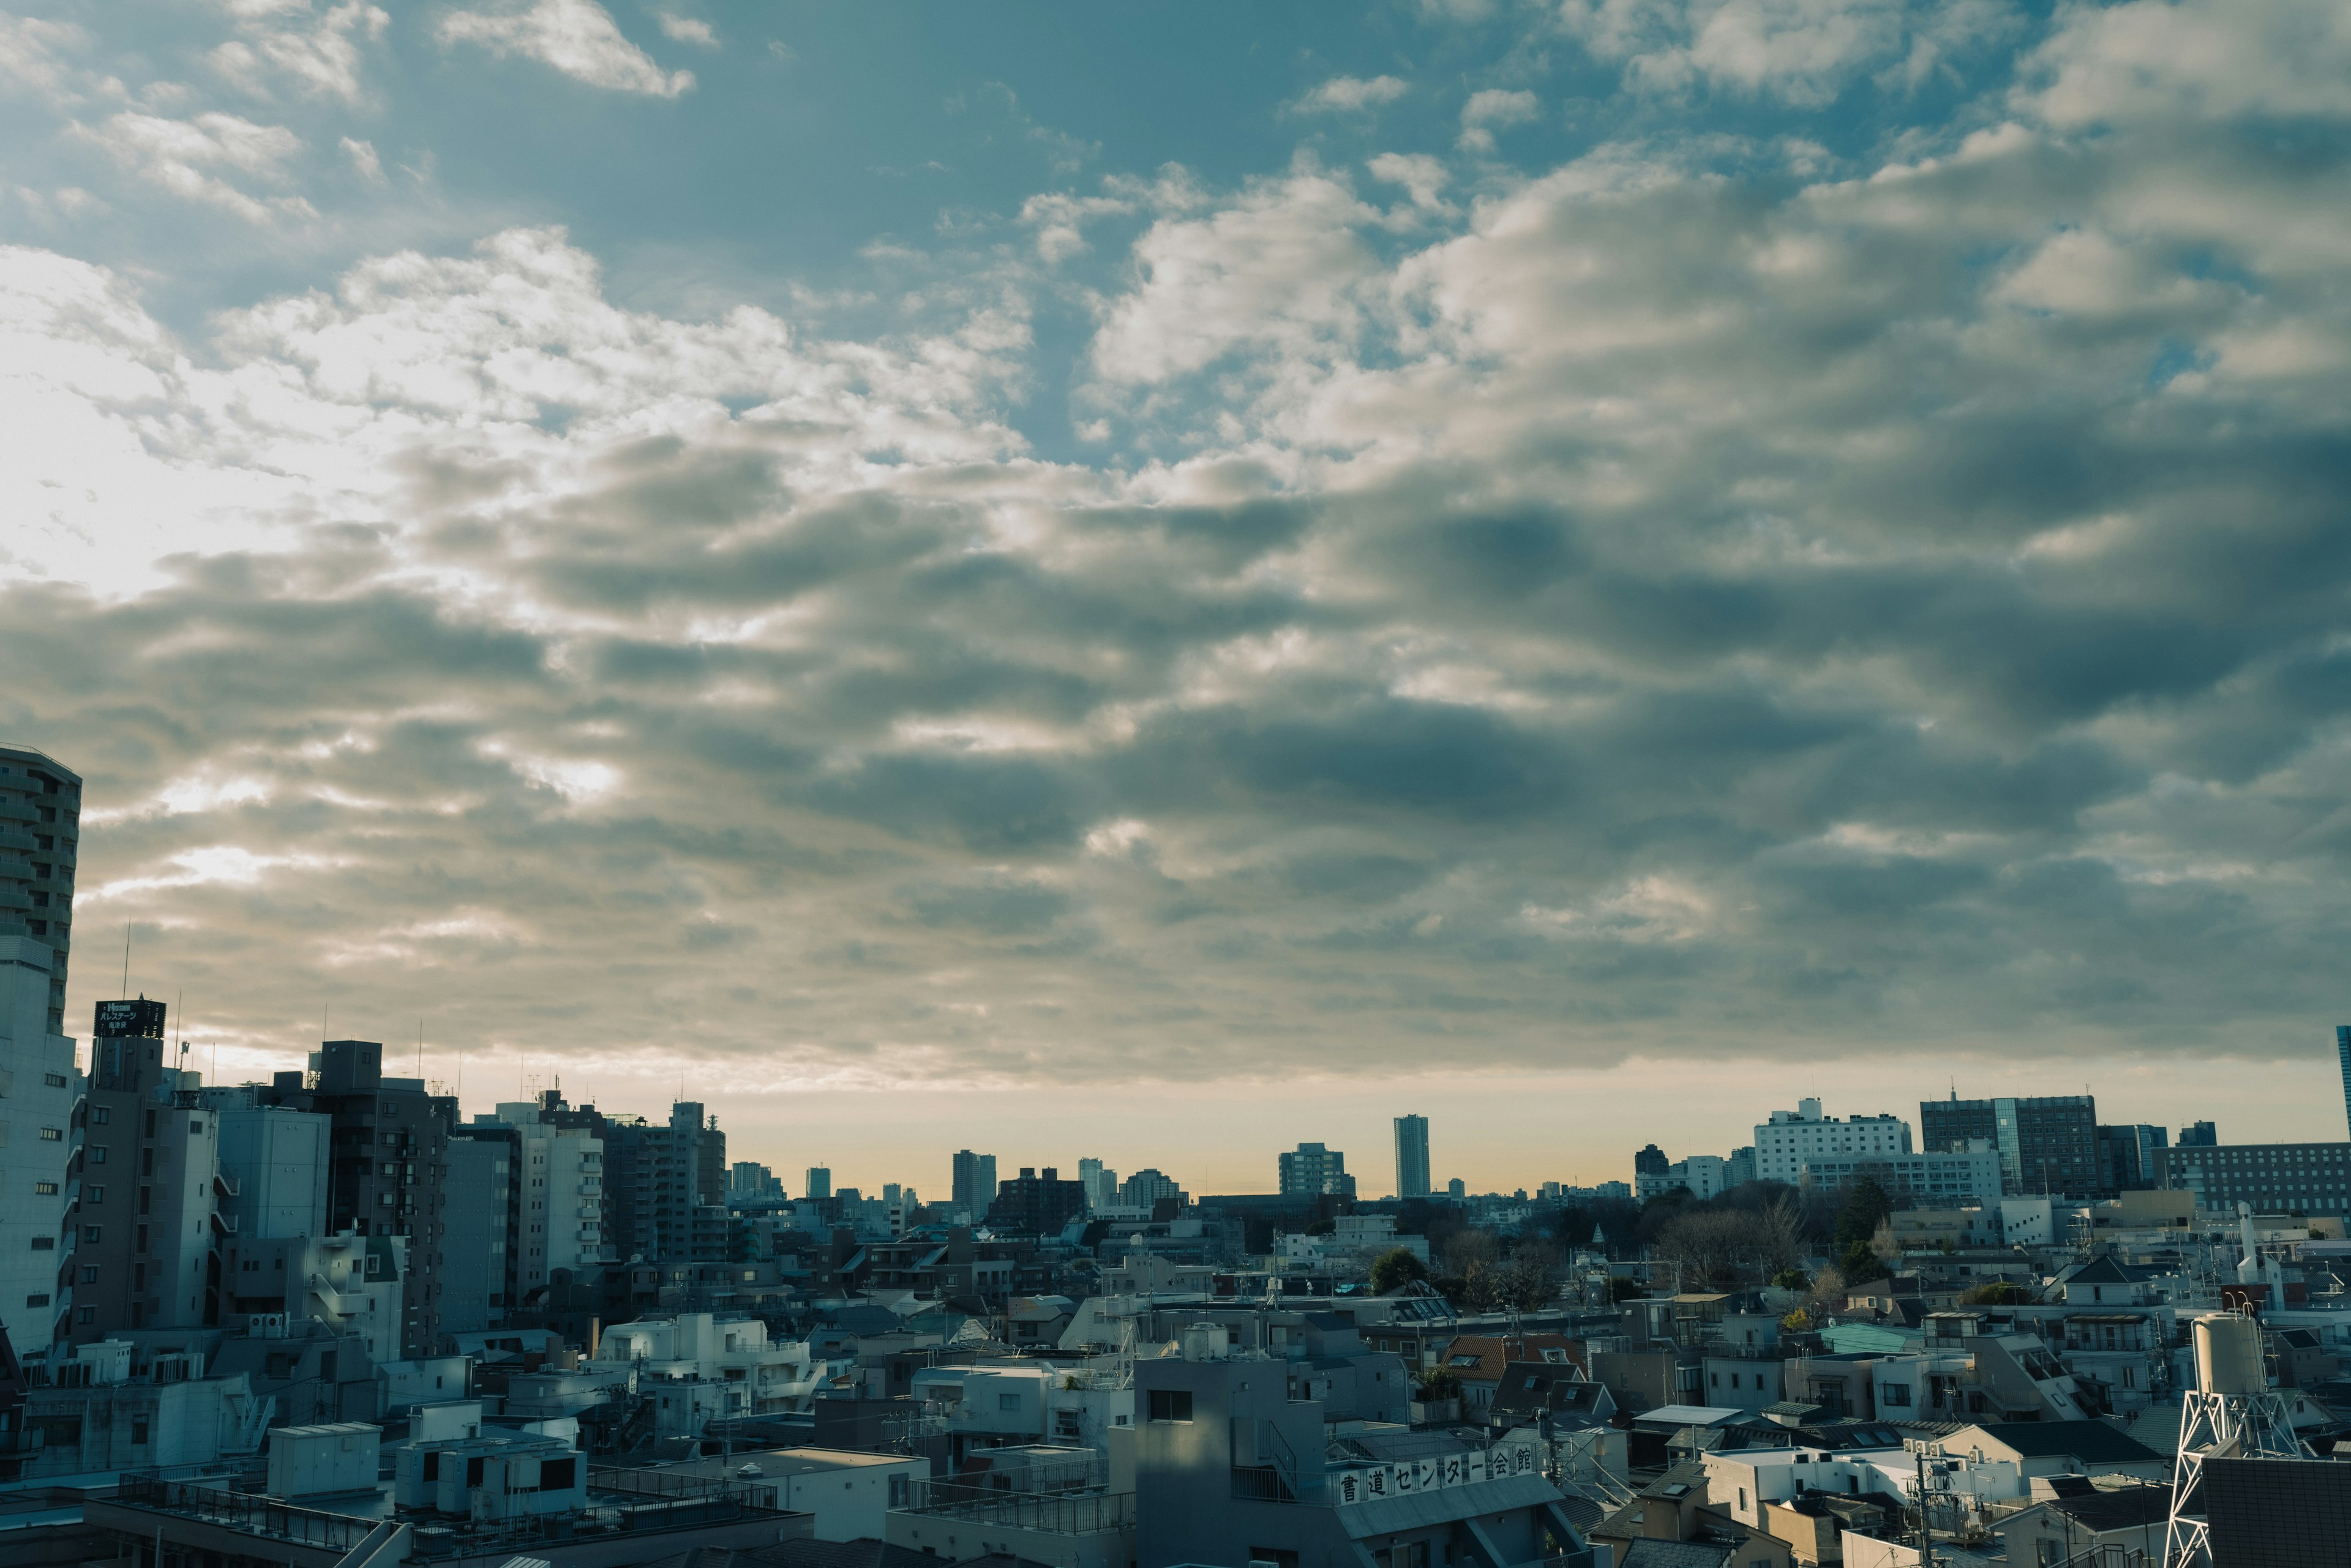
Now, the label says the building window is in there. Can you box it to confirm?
[88,1186,103,1204]
[1147,1389,1192,1422]
[24,1294,48,1307]
[38,1127,61,1141]
[890,1475,910,1507]
[35,1181,57,1196]
[88,1146,105,1163]
[92,1108,108,1125]
[997,1392,1021,1412]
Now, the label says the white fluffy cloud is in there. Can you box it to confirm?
[440,0,696,97]
[1294,73,1411,113]
[74,111,313,223]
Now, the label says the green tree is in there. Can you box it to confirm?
[1839,1239,1888,1283]
[1371,1247,1429,1294]
[1607,1274,1644,1302]
[1834,1177,1895,1250]
[1961,1280,2032,1305]
[1771,1267,1811,1291]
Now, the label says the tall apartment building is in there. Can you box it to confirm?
[0,745,79,1035]
[2338,1026,2351,1140]
[1120,1168,1186,1210]
[448,1101,602,1319]
[1394,1115,1431,1200]
[1277,1142,1353,1198]
[250,1040,456,1358]
[74,999,223,1342]
[1078,1157,1119,1212]
[1752,1100,1912,1185]
[442,1133,512,1332]
[2178,1121,2218,1148]
[0,745,81,1359]
[598,1100,722,1264]
[1919,1093,2098,1197]
[804,1165,833,1202]
[728,1161,782,1202]
[950,1150,994,1215]
[204,1092,331,1240]
[985,1166,1087,1234]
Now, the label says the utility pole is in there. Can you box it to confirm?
[1913,1447,1938,1567]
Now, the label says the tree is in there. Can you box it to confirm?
[1839,1239,1888,1283]
[1961,1280,2033,1305]
[1371,1247,1428,1295]
[1770,1267,1811,1291]
[1780,1307,1813,1333]
[1498,1239,1561,1308]
[1834,1177,1895,1251]
[1306,1218,1336,1237]
[1607,1274,1644,1302]
[1442,1229,1499,1277]
[1870,1218,1903,1268]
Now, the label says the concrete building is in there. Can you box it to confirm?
[245,1039,456,1357]
[441,1133,512,1332]
[665,1447,925,1539]
[2099,1122,2169,1193]
[1120,1168,1185,1210]
[989,1166,1089,1234]
[951,1149,995,1216]
[1395,1114,1431,1200]
[1636,1153,1730,1202]
[2161,1139,2351,1215]
[223,1231,408,1362]
[207,1095,331,1239]
[729,1160,783,1202]
[2178,1120,2218,1147]
[0,743,78,1036]
[73,1002,223,1342]
[1921,1092,2099,1198]
[1798,1141,2001,1206]
[1131,1327,1583,1568]
[1277,1141,1354,1198]
[0,880,80,1357]
[1753,1100,1912,1185]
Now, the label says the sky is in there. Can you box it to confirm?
[4,0,2349,1200]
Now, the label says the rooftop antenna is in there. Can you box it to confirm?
[121,919,130,996]
[176,986,186,1064]
[418,1019,424,1079]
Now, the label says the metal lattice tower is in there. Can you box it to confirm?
[2163,1315,2306,1568]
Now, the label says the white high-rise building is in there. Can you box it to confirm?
[0,745,80,1359]
[1079,1157,1119,1212]
[490,1102,604,1299]
[1753,1098,1912,1185]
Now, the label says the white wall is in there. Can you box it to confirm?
[217,1105,330,1239]
[0,934,75,1357]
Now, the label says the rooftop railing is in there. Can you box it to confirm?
[898,1488,1134,1533]
[109,1477,376,1554]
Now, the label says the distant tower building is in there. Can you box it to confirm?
[1078,1157,1119,1212]
[0,743,80,1034]
[950,1149,995,1215]
[805,1165,833,1202]
[1393,1115,1431,1200]
[1920,1092,2096,1198]
[2178,1121,2218,1148]
[0,745,79,1358]
[2339,1026,2351,1139]
[1633,1144,1669,1179]
[1278,1142,1352,1198]
[1447,1177,1466,1200]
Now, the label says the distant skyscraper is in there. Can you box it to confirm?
[1078,1157,1119,1211]
[1393,1115,1431,1199]
[1447,1177,1466,1200]
[1278,1142,1352,1198]
[1633,1144,1669,1178]
[2178,1121,2218,1148]
[951,1149,995,1214]
[0,743,79,1035]
[805,1165,832,1201]
[2338,1026,2350,1139]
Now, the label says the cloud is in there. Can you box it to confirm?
[1559,0,2019,105]
[340,135,383,181]
[74,111,313,223]
[209,1,389,105]
[655,12,719,47]
[7,0,2351,1108]
[439,0,696,97]
[2016,0,2351,129]
[1457,87,1537,150]
[1294,74,1411,113]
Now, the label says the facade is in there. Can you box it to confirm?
[1753,1100,1912,1185]
[2340,1026,2351,1139]
[989,1166,1089,1234]
[1920,1093,2099,1197]
[2178,1120,2218,1147]
[1120,1168,1185,1210]
[2098,1122,2169,1193]
[729,1160,782,1202]
[1277,1141,1354,1198]
[73,1005,222,1341]
[0,745,80,1360]
[601,1100,722,1264]
[247,1040,455,1358]
[1798,1141,2001,1205]
[441,1134,512,1331]
[2161,1141,2351,1215]
[206,1092,331,1239]
[1637,1154,1729,1202]
[0,744,78,1035]
[1633,1143,1668,1179]
[1394,1114,1431,1199]
[1079,1156,1117,1212]
[951,1149,996,1215]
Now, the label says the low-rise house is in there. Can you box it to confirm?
[1933,1420,2167,1483]
[1586,1462,1793,1568]
[1438,1334,1586,1412]
[1989,1481,2172,1566]
[658,1446,928,1540]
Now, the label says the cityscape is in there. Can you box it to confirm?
[4,1,2348,1566]
[4,740,2349,1565]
